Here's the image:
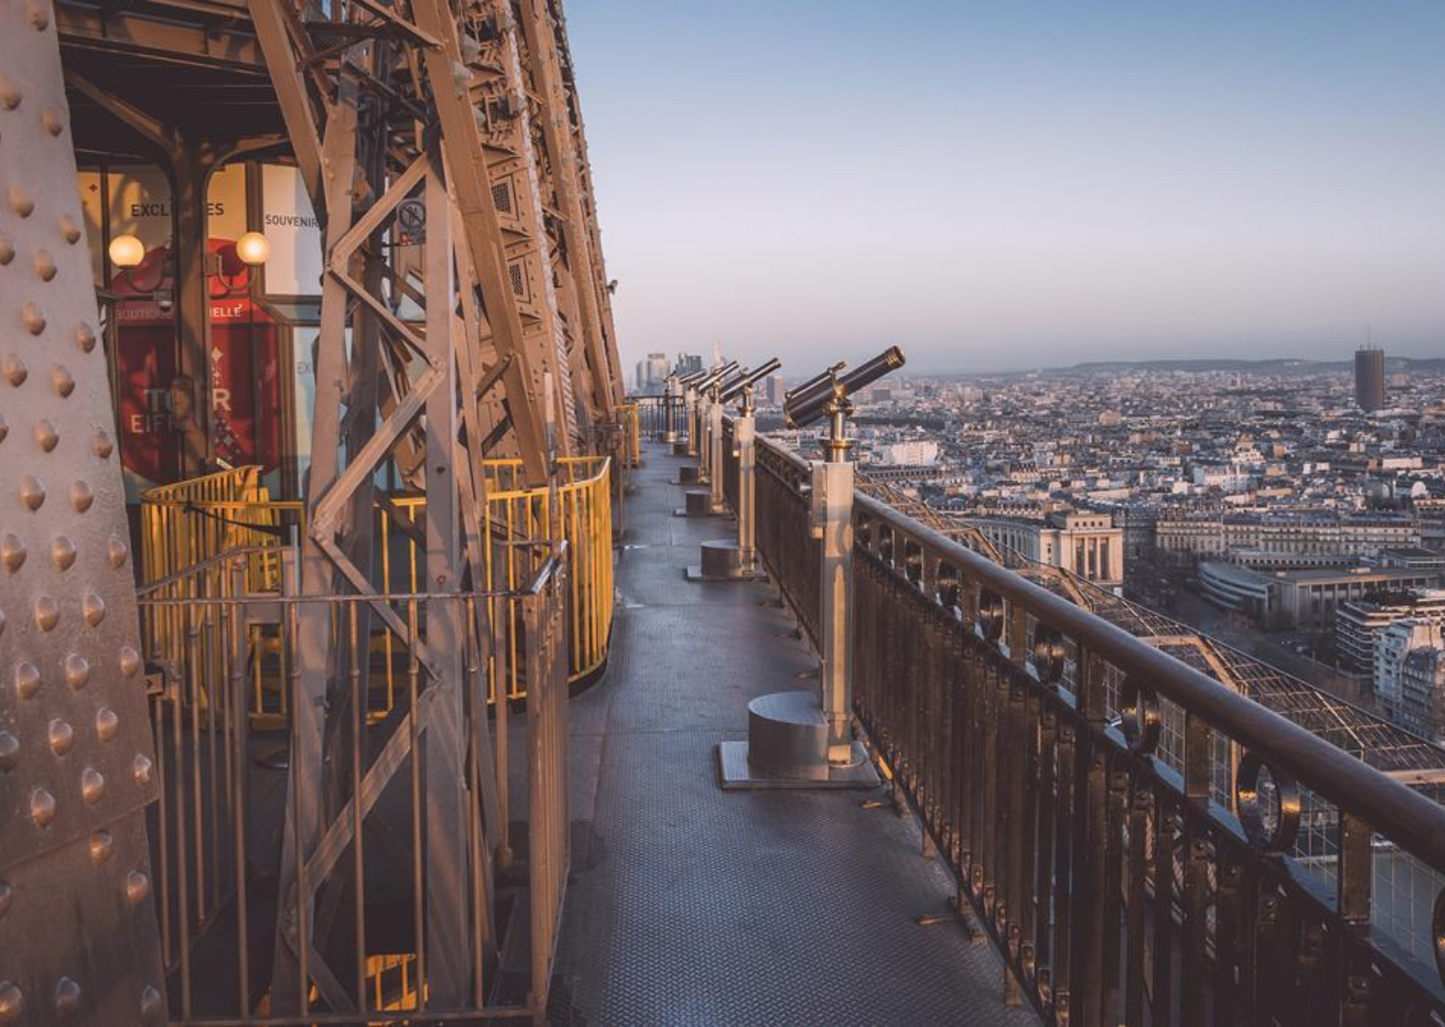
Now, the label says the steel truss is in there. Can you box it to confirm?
[240,0,622,1014]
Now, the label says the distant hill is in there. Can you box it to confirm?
[1053,356,1445,375]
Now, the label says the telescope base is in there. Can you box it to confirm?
[662,431,676,443]
[685,539,765,582]
[673,441,691,457]
[674,489,726,517]
[675,464,702,485]
[717,692,877,791]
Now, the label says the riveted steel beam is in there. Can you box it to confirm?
[0,3,168,1021]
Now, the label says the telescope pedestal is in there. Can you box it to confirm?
[685,539,766,582]
[675,489,724,517]
[718,691,877,790]
[676,463,700,483]
[672,440,689,456]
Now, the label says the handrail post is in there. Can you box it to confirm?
[662,375,677,443]
[813,409,856,761]
[685,384,699,458]
[708,391,727,513]
[736,392,758,575]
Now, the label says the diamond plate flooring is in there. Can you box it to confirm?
[549,444,1037,1026]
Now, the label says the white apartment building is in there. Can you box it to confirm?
[1374,620,1445,742]
[967,511,1124,589]
[1157,513,1421,563]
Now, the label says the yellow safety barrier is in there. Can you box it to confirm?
[139,457,614,721]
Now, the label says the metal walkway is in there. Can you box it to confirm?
[548,444,1037,1025]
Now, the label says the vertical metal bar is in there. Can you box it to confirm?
[1124,782,1150,1027]
[408,598,426,1011]
[349,602,368,1016]
[1181,712,1212,1027]
[229,563,251,1014]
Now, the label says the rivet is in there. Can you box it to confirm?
[120,646,141,677]
[81,767,105,804]
[0,413,7,443]
[0,234,12,264]
[2,353,27,386]
[2,535,26,571]
[27,3,50,31]
[42,109,64,137]
[20,474,46,511]
[76,323,96,352]
[52,535,76,570]
[14,660,41,700]
[0,879,11,917]
[8,186,34,218]
[82,593,104,626]
[35,418,59,452]
[96,707,119,742]
[49,719,74,756]
[52,366,75,397]
[71,481,93,512]
[54,977,80,1018]
[125,869,150,905]
[34,594,59,631]
[22,304,46,335]
[33,249,57,280]
[59,216,81,245]
[65,654,90,689]
[93,429,114,458]
[140,985,162,1018]
[109,535,129,567]
[0,607,5,637]
[31,786,56,826]
[89,830,113,865]
[0,732,18,770]
[0,76,19,110]
[0,981,22,1022]
[133,754,154,786]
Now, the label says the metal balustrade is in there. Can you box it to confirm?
[140,459,614,724]
[750,432,1445,1026]
[627,393,688,441]
[136,546,571,1023]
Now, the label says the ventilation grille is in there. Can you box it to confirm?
[492,181,512,215]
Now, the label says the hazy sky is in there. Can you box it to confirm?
[566,2,1445,375]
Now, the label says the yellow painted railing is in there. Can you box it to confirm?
[139,458,614,720]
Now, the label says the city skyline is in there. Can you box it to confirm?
[567,2,1445,375]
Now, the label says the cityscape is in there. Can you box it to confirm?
[639,352,1445,742]
[5,1,1445,1025]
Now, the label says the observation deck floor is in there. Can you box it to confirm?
[548,442,1037,1025]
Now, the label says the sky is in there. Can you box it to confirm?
[564,2,1445,375]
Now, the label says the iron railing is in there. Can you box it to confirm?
[140,458,614,715]
[626,393,686,440]
[137,546,570,1023]
[751,431,1445,1026]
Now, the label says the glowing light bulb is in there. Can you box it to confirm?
[108,234,145,269]
[235,231,271,267]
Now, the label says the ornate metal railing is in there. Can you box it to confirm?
[752,433,1445,1026]
[627,393,686,440]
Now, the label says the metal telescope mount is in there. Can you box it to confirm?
[685,358,781,581]
[718,346,906,789]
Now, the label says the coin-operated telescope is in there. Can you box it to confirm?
[686,357,783,583]
[718,346,905,790]
[784,346,905,459]
[718,358,782,409]
[667,368,709,450]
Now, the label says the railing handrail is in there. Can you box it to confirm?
[752,429,1445,872]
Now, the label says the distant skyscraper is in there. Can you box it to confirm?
[1355,346,1386,412]
[712,340,723,368]
[676,353,703,375]
[766,374,784,404]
